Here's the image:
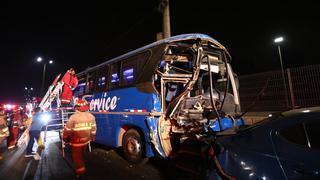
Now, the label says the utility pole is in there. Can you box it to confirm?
[161,0,171,38]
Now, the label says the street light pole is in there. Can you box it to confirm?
[274,37,289,109]
[37,57,53,96]
[40,63,47,96]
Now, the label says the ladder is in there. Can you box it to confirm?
[39,74,64,111]
[60,108,71,158]
[43,107,74,158]
[43,107,93,158]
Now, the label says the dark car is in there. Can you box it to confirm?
[212,107,320,180]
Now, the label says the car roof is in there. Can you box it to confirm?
[217,106,320,136]
[257,106,320,127]
[281,106,320,118]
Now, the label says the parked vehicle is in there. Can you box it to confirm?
[212,107,320,179]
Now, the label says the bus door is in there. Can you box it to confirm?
[155,50,195,157]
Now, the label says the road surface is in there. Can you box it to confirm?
[0,131,203,180]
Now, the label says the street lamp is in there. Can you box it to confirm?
[24,87,34,102]
[274,37,289,108]
[37,57,53,96]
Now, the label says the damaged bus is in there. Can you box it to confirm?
[74,34,244,163]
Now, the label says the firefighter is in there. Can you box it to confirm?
[17,109,28,140]
[7,109,22,149]
[17,108,43,148]
[0,109,10,160]
[63,99,96,177]
[25,107,45,160]
[61,68,78,106]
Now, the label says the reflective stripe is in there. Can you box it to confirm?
[76,167,86,173]
[64,127,72,131]
[71,142,89,147]
[2,127,8,132]
[72,127,91,131]
[129,109,147,112]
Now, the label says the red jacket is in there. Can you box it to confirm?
[12,112,23,127]
[63,111,96,147]
[61,70,78,89]
[0,113,9,139]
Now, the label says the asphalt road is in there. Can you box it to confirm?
[0,131,204,180]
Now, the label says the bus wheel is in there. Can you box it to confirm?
[122,129,144,163]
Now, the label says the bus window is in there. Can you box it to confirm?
[95,66,108,92]
[165,82,184,107]
[110,63,120,89]
[85,72,96,94]
[74,75,86,96]
[122,60,135,86]
[163,52,193,74]
[74,81,85,97]
[98,76,106,88]
[135,51,151,73]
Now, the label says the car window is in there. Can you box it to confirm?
[278,123,308,148]
[305,122,320,149]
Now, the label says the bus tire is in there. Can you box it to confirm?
[122,129,144,163]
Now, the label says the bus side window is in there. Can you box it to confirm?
[74,80,85,97]
[110,63,120,89]
[97,76,106,90]
[122,60,135,86]
[135,51,150,74]
[74,75,85,97]
[84,74,90,94]
[85,72,96,94]
[95,66,108,92]
[165,82,184,107]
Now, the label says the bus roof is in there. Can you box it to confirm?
[77,33,229,76]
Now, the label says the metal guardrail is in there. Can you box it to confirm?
[239,64,320,112]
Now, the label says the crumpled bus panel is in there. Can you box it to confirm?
[174,95,210,130]
[153,37,243,158]
[145,116,166,158]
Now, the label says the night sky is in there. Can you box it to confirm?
[1,1,319,103]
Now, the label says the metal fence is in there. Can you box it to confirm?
[239,64,320,112]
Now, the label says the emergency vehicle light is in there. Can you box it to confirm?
[4,104,16,110]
